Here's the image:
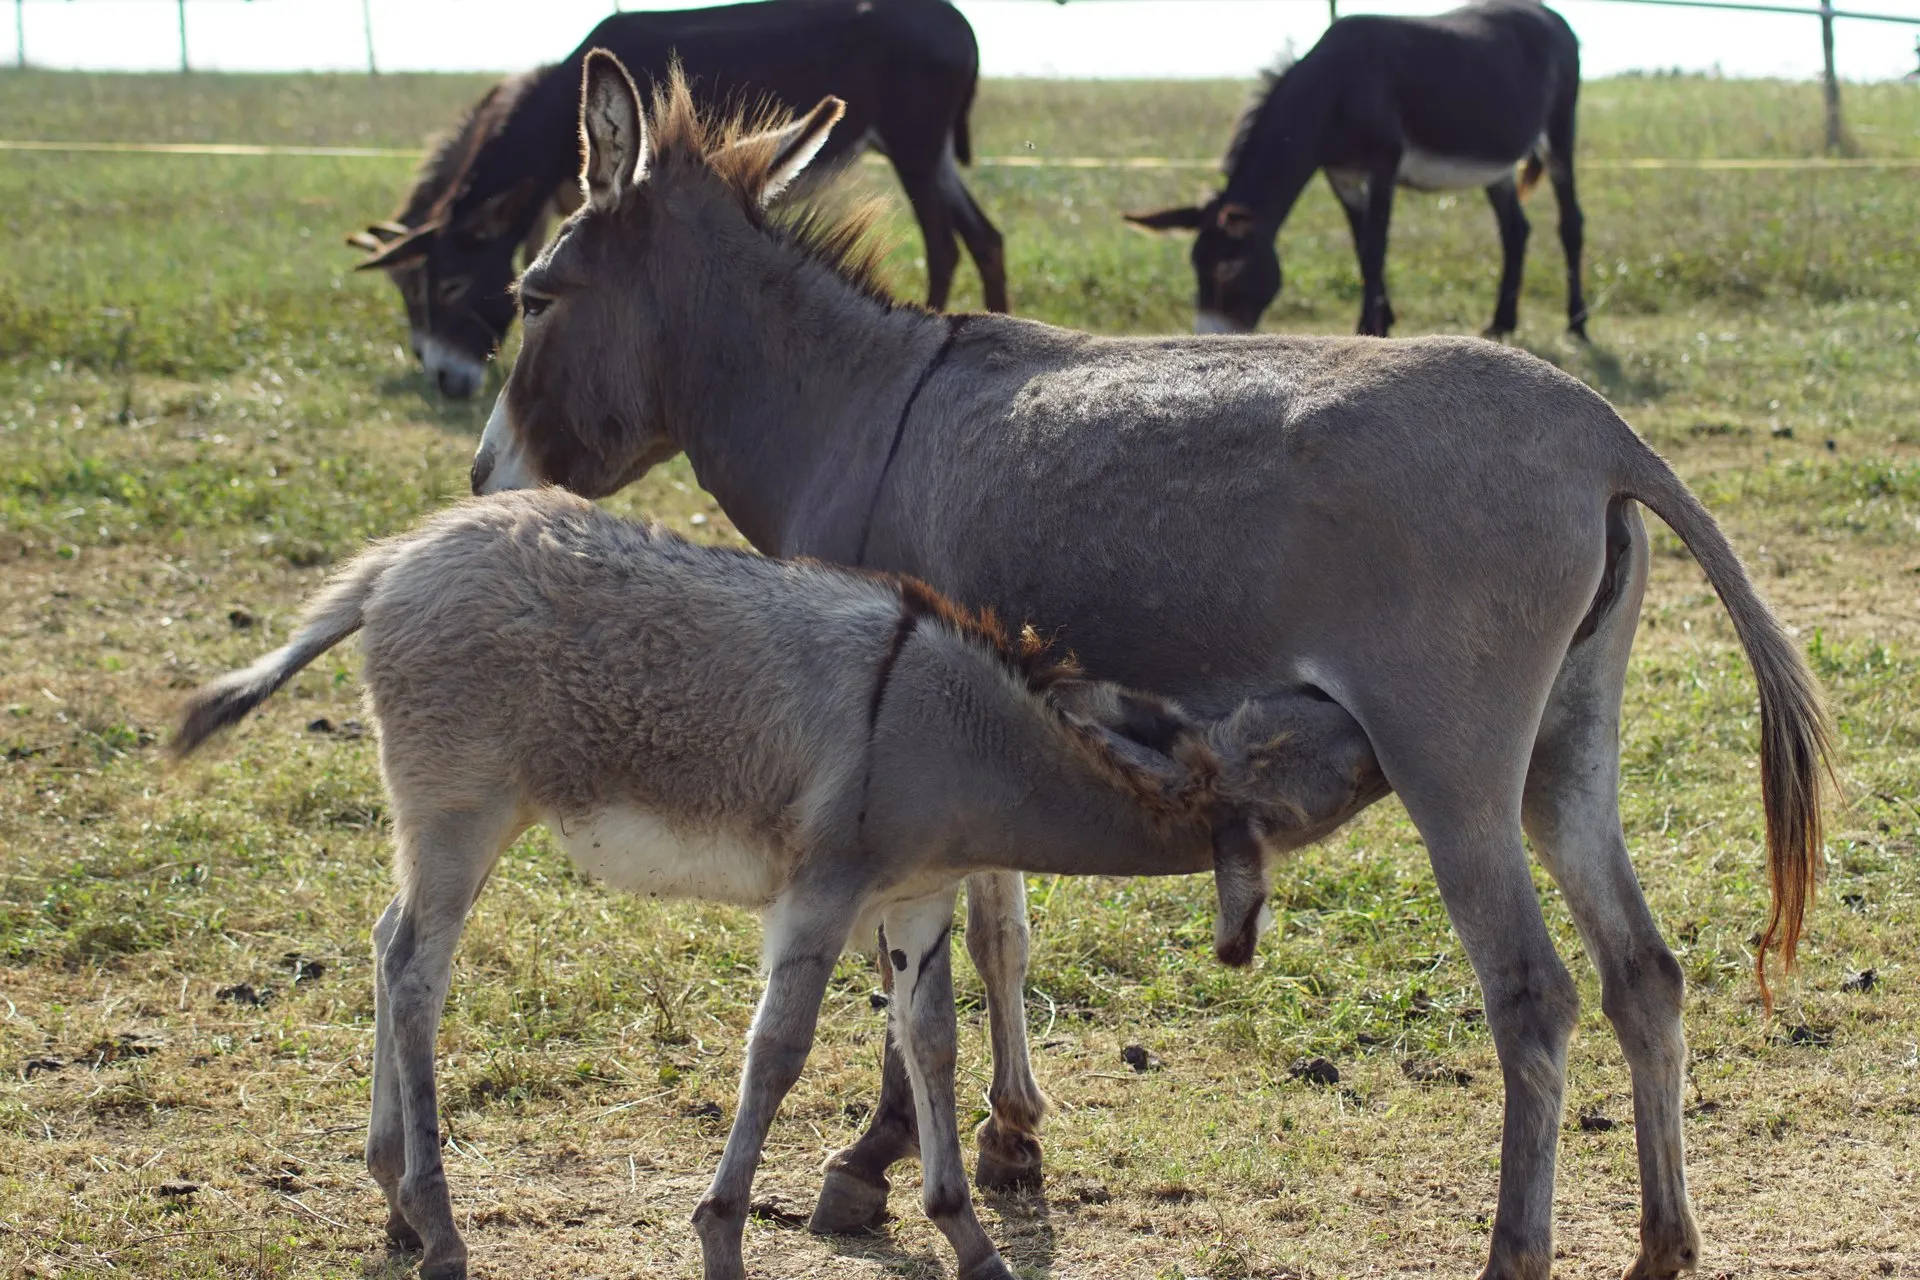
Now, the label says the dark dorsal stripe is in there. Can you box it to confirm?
[855,313,973,566]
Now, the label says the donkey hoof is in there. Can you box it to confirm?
[419,1260,468,1280]
[808,1166,890,1235]
[973,1133,1043,1192]
[958,1257,1020,1280]
[383,1215,423,1254]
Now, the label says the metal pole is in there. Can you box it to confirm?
[1328,0,1338,19]
[15,0,25,70]
[1820,0,1843,153]
[177,0,189,73]
[363,0,377,75]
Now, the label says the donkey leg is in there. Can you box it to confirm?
[964,870,1046,1190]
[811,931,919,1234]
[694,884,859,1280]
[1544,94,1589,339]
[1525,507,1699,1278]
[1418,807,1579,1280]
[382,805,516,1280]
[1328,172,1393,331]
[1484,175,1531,339]
[367,896,420,1253]
[896,164,964,312]
[1355,161,1400,337]
[939,155,1009,313]
[1547,157,1589,339]
[885,889,1017,1280]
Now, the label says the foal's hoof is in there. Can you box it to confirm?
[973,1126,1042,1192]
[419,1260,468,1280]
[808,1166,890,1235]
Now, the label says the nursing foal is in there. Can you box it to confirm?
[171,490,1383,1280]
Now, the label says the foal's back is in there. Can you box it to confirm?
[360,492,893,839]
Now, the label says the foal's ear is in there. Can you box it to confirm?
[1124,205,1206,232]
[579,49,648,210]
[752,96,847,206]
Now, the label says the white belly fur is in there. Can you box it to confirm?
[1396,146,1522,193]
[549,805,780,907]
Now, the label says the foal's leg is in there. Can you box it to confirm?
[1524,506,1700,1278]
[1484,174,1532,339]
[964,871,1046,1190]
[884,889,1017,1280]
[693,883,861,1280]
[379,803,518,1280]
[809,940,920,1234]
[811,870,1044,1229]
[367,895,420,1253]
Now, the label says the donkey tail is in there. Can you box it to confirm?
[1517,151,1546,200]
[1615,435,1835,1009]
[170,539,407,758]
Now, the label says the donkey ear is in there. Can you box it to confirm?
[1124,205,1206,232]
[353,221,438,272]
[579,49,648,210]
[345,229,383,252]
[752,96,846,206]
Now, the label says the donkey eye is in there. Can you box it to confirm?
[519,292,553,319]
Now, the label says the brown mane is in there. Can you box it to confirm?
[641,67,908,310]
[395,67,547,228]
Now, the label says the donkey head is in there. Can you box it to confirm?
[471,51,846,498]
[1124,196,1280,335]
[352,184,544,400]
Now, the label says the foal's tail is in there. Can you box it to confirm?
[1614,434,1836,1010]
[170,539,407,757]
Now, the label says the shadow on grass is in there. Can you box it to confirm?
[1520,333,1668,406]
[375,369,498,438]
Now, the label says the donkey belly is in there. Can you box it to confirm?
[1396,145,1528,192]
[548,805,780,906]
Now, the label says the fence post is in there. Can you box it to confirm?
[177,0,189,73]
[15,0,24,69]
[1819,0,1842,153]
[363,0,378,74]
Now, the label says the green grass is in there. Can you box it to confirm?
[2,70,1918,1280]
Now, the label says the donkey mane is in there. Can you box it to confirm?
[642,68,907,310]
[398,67,547,226]
[1221,54,1298,175]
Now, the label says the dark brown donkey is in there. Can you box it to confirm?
[478,55,1833,1280]
[352,0,1005,398]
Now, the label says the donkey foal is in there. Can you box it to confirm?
[171,489,1379,1280]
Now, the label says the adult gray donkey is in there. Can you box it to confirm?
[472,54,1832,1280]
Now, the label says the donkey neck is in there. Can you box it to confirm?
[1225,59,1338,226]
[660,248,952,564]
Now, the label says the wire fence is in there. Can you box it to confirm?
[9,0,1919,153]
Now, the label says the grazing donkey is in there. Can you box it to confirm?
[170,488,1383,1280]
[353,0,1005,399]
[347,69,581,395]
[1126,0,1588,338]
[473,53,1834,1280]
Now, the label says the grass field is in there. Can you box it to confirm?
[2,68,1918,1280]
